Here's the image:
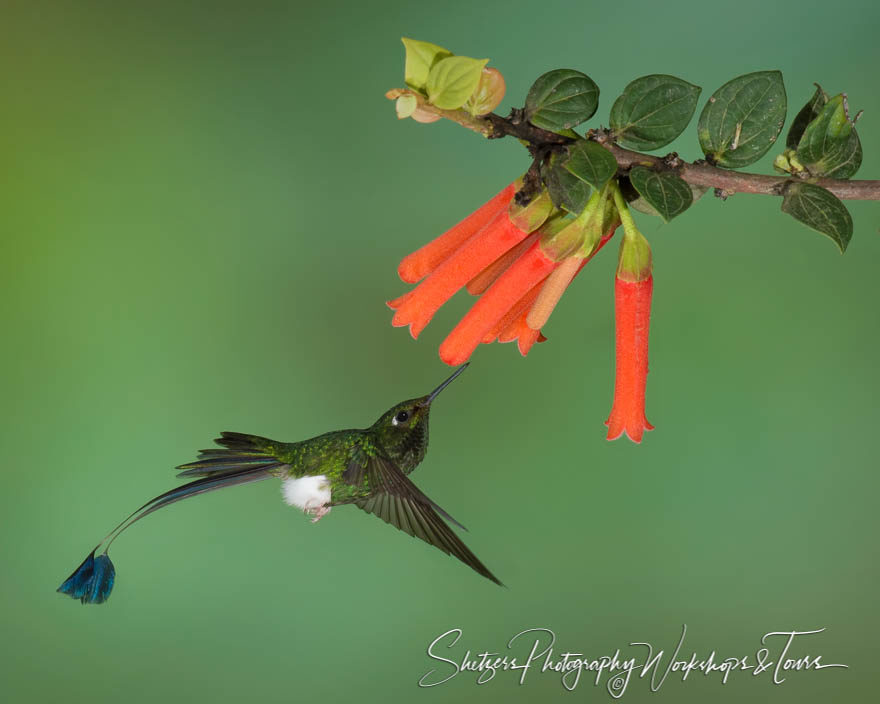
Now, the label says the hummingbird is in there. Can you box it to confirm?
[58,363,502,604]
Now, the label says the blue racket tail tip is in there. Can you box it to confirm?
[57,549,116,605]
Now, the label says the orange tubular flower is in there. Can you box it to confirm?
[605,276,654,443]
[605,187,654,443]
[397,181,518,284]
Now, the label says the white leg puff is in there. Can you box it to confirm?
[281,475,332,522]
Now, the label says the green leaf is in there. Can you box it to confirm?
[524,69,599,134]
[786,84,827,149]
[609,74,701,150]
[426,56,488,110]
[628,166,693,222]
[627,195,662,218]
[626,181,706,218]
[781,182,852,253]
[563,140,617,189]
[401,38,452,93]
[795,94,862,179]
[698,70,787,168]
[541,152,591,214]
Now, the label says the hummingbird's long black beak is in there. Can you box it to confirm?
[425,364,469,405]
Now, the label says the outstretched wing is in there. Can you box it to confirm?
[345,450,502,586]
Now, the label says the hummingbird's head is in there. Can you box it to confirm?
[371,364,468,472]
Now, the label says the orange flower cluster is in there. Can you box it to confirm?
[389,180,655,443]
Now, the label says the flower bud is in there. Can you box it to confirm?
[465,67,506,117]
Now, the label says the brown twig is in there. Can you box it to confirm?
[385,89,880,201]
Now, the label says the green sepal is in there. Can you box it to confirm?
[781,182,853,253]
[610,182,651,281]
[795,94,862,179]
[583,182,620,256]
[538,212,577,239]
[698,70,787,168]
[598,182,623,234]
[609,74,701,151]
[563,140,618,189]
[401,38,452,93]
[524,69,599,134]
[539,185,613,260]
[508,188,554,233]
[542,151,592,215]
[426,56,489,110]
[627,166,693,222]
[616,228,653,282]
[539,203,594,260]
[786,84,828,149]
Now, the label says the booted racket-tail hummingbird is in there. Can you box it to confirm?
[57,364,501,604]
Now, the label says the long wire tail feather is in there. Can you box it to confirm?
[108,465,281,544]
[57,462,278,605]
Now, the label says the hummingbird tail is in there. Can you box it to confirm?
[57,463,280,605]
[176,431,279,478]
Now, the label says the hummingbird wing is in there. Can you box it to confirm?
[343,446,468,531]
[349,452,502,586]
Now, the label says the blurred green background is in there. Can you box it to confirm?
[2,0,877,701]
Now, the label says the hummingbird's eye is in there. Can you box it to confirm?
[393,410,410,425]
